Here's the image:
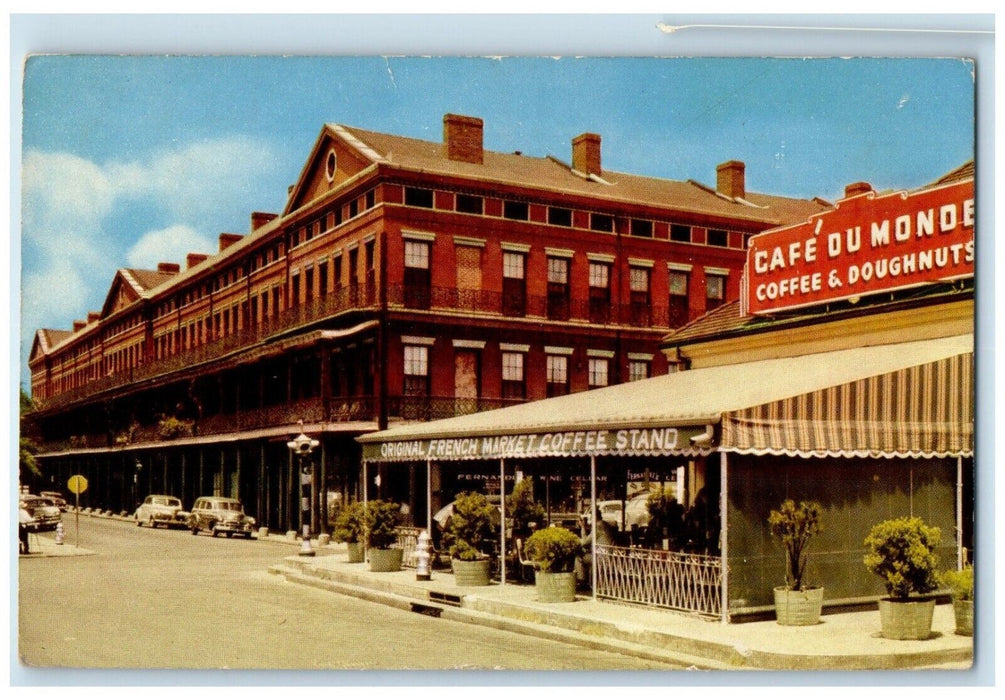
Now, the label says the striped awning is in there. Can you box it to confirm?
[720,351,973,458]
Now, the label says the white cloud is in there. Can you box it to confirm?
[126,225,215,269]
[19,136,277,387]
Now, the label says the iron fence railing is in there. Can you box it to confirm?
[595,544,722,618]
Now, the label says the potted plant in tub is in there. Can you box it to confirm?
[365,500,405,572]
[333,501,366,563]
[768,499,824,625]
[939,564,974,636]
[524,526,583,603]
[446,491,499,586]
[863,516,942,640]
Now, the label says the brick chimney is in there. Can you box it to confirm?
[572,133,602,176]
[73,320,86,332]
[716,160,746,199]
[251,211,277,231]
[219,233,243,251]
[187,253,208,269]
[87,312,101,324]
[443,114,484,164]
[157,262,181,275]
[844,181,873,198]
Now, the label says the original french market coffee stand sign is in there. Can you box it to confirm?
[744,178,974,315]
[363,426,711,463]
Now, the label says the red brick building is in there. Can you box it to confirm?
[26,114,829,532]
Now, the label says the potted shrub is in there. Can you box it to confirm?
[767,499,824,626]
[509,478,546,540]
[333,501,367,563]
[939,565,974,636]
[523,526,583,603]
[364,500,404,572]
[446,491,499,586]
[863,516,942,640]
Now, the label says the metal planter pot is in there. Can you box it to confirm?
[346,542,365,563]
[878,597,937,640]
[534,571,577,603]
[773,586,824,626]
[452,558,491,586]
[952,599,974,636]
[367,547,403,572]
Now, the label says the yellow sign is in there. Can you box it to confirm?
[67,475,88,495]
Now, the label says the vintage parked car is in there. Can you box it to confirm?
[19,495,62,532]
[40,491,69,511]
[134,494,188,529]
[188,497,256,538]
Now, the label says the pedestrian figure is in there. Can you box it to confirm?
[19,505,32,554]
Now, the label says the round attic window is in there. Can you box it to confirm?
[325,150,337,182]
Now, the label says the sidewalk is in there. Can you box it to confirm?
[18,532,95,558]
[269,541,974,671]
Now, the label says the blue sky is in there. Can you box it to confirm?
[15,46,978,392]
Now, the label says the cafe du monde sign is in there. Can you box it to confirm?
[744,177,974,315]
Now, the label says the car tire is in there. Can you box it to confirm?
[190,525,199,535]
[225,531,233,538]
[210,524,218,537]
[148,517,156,529]
[136,518,143,527]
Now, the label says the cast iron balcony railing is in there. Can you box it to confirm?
[36,283,379,410]
[386,284,670,329]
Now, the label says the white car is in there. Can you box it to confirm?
[135,494,188,529]
[589,496,651,531]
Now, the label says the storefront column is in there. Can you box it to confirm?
[499,458,506,586]
[719,451,729,625]
[590,454,597,600]
[957,456,964,569]
[425,459,433,535]
[362,460,369,506]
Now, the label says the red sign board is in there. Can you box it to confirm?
[744,179,974,315]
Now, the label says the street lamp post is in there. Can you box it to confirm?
[287,421,320,557]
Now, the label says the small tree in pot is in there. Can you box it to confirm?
[333,501,367,563]
[446,491,499,586]
[863,516,942,639]
[524,526,584,603]
[364,500,405,572]
[768,499,824,625]
[939,565,974,636]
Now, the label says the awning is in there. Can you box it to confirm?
[358,334,973,462]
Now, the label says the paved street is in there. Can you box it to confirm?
[17,516,680,673]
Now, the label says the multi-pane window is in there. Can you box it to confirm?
[290,272,300,307]
[403,345,430,396]
[629,266,651,325]
[456,194,483,214]
[501,351,526,399]
[670,224,692,243]
[548,207,572,227]
[546,355,569,397]
[547,257,570,320]
[502,251,526,316]
[706,274,726,311]
[629,360,650,382]
[590,213,614,232]
[588,358,609,388]
[630,219,653,238]
[669,270,690,327]
[588,262,611,324]
[707,229,729,247]
[503,201,529,221]
[318,260,329,297]
[305,266,315,305]
[404,240,431,309]
[404,187,434,208]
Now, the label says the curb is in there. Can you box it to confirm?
[269,556,973,672]
[269,563,726,670]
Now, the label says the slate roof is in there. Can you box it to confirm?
[339,125,830,227]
